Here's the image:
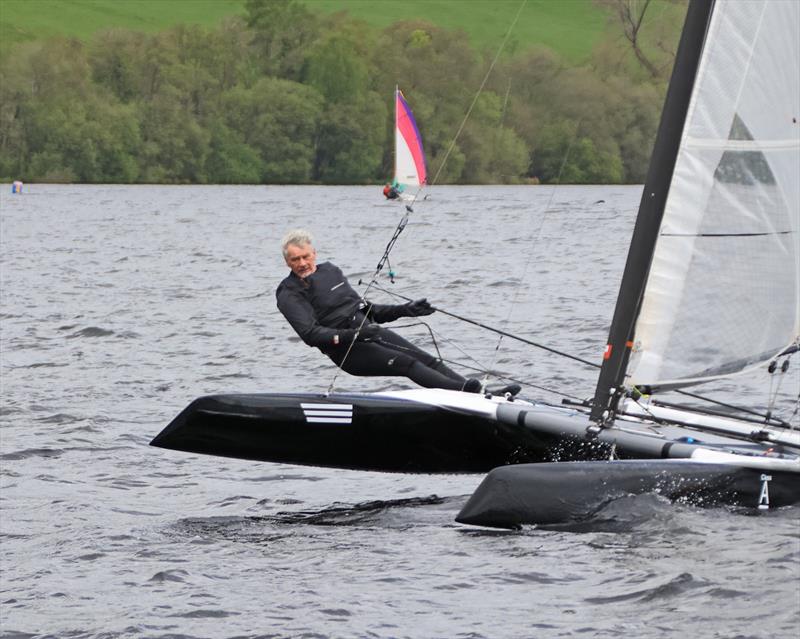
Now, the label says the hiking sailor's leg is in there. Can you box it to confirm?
[374,329,464,378]
[430,359,465,382]
[328,341,479,392]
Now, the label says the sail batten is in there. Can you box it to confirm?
[627,0,800,388]
[685,138,799,151]
[628,0,800,389]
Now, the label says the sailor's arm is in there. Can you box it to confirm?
[367,298,435,323]
[277,288,356,347]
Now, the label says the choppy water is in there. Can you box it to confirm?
[1,184,798,639]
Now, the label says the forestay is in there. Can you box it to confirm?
[628,0,800,390]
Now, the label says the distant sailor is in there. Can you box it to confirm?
[276,229,519,395]
[382,181,403,200]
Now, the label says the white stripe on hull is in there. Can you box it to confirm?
[301,403,354,424]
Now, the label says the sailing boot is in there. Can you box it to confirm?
[484,383,522,398]
[461,378,482,393]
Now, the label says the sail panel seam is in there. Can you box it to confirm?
[684,138,799,150]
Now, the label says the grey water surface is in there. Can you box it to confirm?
[1,185,798,639]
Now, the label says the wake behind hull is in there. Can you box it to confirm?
[151,392,553,473]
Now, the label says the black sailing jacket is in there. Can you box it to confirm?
[276,262,405,351]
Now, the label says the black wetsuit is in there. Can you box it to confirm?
[276,262,467,390]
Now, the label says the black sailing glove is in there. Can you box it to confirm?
[405,298,435,317]
[356,324,381,342]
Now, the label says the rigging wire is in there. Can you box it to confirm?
[325,217,411,393]
[765,360,786,422]
[424,0,528,192]
[483,117,589,384]
[640,397,791,429]
[365,281,600,370]
[366,285,798,427]
[356,318,586,402]
[764,348,798,426]
[672,384,794,426]
[326,0,529,394]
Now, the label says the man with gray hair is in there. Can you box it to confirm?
[276,229,520,394]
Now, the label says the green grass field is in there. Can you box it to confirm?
[0,0,245,58]
[0,0,612,63]
[306,0,609,62]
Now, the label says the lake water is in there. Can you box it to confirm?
[1,185,798,638]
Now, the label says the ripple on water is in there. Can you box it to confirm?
[0,448,65,461]
[66,326,116,338]
[167,609,240,618]
[149,569,190,583]
[17,362,70,369]
[584,572,705,604]
[34,413,81,424]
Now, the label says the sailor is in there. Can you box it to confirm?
[277,229,521,395]
[382,183,400,200]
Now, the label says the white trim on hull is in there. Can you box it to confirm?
[369,389,800,473]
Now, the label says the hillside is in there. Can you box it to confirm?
[0,0,245,58]
[306,0,609,62]
[0,0,687,185]
[0,0,612,63]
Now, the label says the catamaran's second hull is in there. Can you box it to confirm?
[456,460,800,528]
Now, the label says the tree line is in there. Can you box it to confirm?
[0,0,685,185]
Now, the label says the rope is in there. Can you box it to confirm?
[362,286,800,425]
[673,382,794,427]
[327,0,528,393]
[325,215,413,393]
[484,117,589,381]
[350,321,584,402]
[426,0,528,190]
[764,350,798,427]
[365,282,600,370]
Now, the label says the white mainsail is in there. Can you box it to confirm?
[628,0,800,389]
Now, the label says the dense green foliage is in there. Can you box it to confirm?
[0,0,686,185]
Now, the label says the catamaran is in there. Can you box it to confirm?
[152,0,799,526]
[383,87,426,201]
[457,0,800,526]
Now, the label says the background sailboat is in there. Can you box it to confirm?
[384,87,427,201]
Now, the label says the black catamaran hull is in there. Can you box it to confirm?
[154,390,798,526]
[151,392,556,473]
[456,461,799,528]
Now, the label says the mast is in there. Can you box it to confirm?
[589,0,716,424]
